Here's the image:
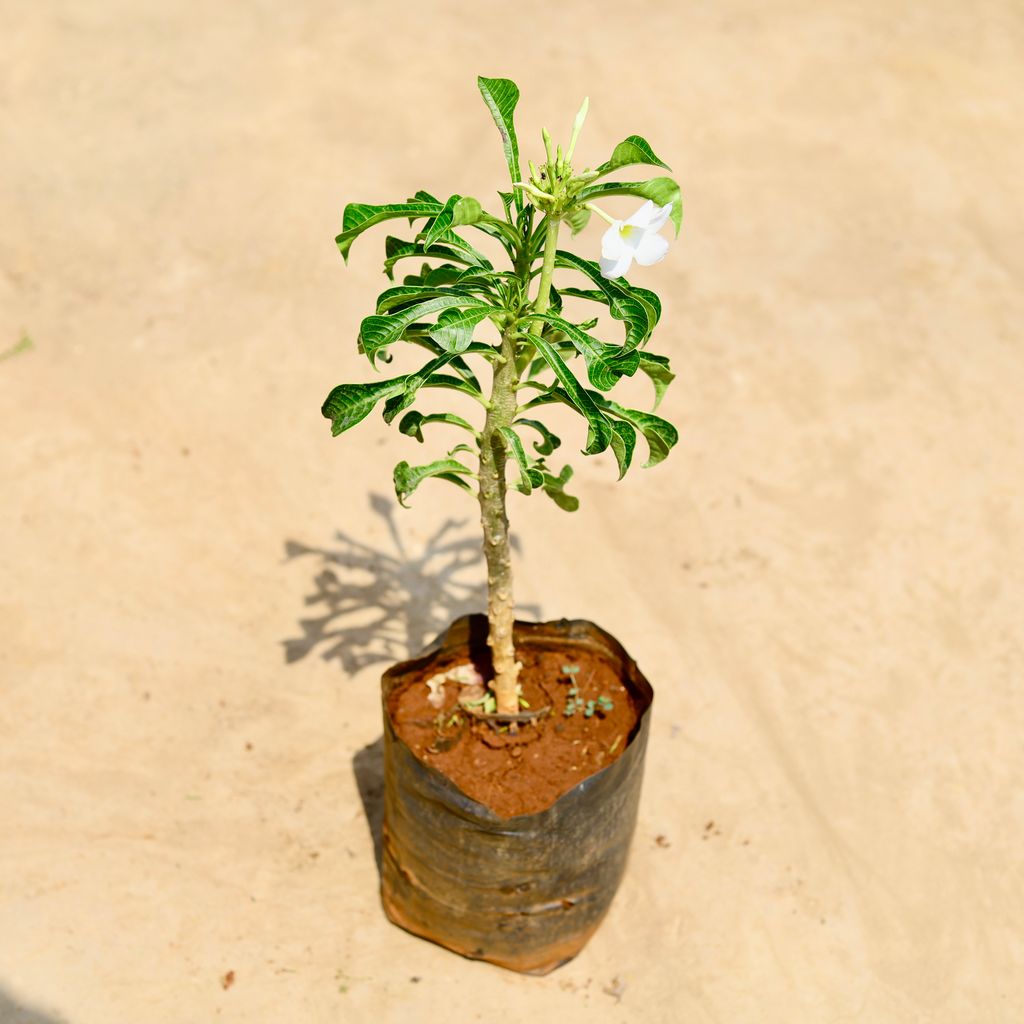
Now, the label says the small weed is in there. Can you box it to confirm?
[0,333,33,363]
[560,666,613,718]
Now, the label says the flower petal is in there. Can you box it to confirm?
[633,231,669,266]
[646,202,673,232]
[600,247,634,280]
[624,199,658,229]
[601,221,628,259]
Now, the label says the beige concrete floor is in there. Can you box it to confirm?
[2,1,1022,1021]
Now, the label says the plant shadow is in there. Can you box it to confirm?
[284,494,541,875]
[282,492,538,673]
[0,985,69,1024]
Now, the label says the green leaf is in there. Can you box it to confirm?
[576,177,683,235]
[401,334,495,392]
[382,353,457,424]
[528,312,640,391]
[321,377,408,436]
[540,464,579,512]
[398,410,479,443]
[337,200,443,261]
[514,418,561,455]
[427,305,494,350]
[498,190,515,223]
[594,135,671,177]
[608,419,637,479]
[528,333,613,455]
[637,352,675,408]
[375,284,481,314]
[477,77,522,209]
[419,373,487,403]
[554,251,657,349]
[452,196,484,226]
[383,236,492,278]
[463,214,523,256]
[421,194,462,248]
[359,295,491,364]
[393,458,475,508]
[594,397,678,467]
[498,426,536,494]
[565,206,591,236]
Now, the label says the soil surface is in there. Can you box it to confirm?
[389,647,640,818]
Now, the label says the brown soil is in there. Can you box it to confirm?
[389,645,640,819]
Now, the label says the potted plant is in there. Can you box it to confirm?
[322,76,681,974]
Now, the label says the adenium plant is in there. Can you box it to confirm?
[323,76,681,719]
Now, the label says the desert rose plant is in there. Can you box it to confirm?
[323,76,680,718]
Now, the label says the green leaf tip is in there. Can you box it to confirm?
[595,135,672,177]
[477,76,522,209]
[336,200,443,261]
[393,457,474,507]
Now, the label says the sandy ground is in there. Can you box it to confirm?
[2,1,1023,1021]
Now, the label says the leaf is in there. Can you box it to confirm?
[421,194,463,248]
[427,305,494,351]
[383,236,492,279]
[462,214,523,256]
[498,190,515,223]
[576,177,683,235]
[528,333,613,455]
[554,251,656,349]
[540,464,579,512]
[514,418,561,455]
[401,333,495,393]
[593,397,678,467]
[497,426,536,494]
[358,295,491,364]
[594,135,671,177]
[565,206,591,236]
[638,352,675,408]
[608,419,637,479]
[337,200,443,261]
[398,410,479,443]
[375,284,477,314]
[382,353,458,423]
[452,196,483,226]
[528,312,639,391]
[477,77,522,209]
[419,373,487,403]
[321,377,408,436]
[393,458,475,508]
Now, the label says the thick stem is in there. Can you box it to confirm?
[478,215,562,716]
[478,329,521,714]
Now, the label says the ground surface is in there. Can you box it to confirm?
[2,2,1022,1021]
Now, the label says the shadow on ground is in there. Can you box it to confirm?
[0,986,68,1024]
[285,495,543,879]
[282,493,538,673]
[352,736,385,873]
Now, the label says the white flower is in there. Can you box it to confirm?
[599,200,673,280]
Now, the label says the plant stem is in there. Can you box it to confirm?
[477,214,562,716]
[478,328,520,715]
[534,215,561,314]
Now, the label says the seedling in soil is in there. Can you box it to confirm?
[322,76,681,725]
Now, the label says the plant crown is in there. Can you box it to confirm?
[322,76,681,510]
